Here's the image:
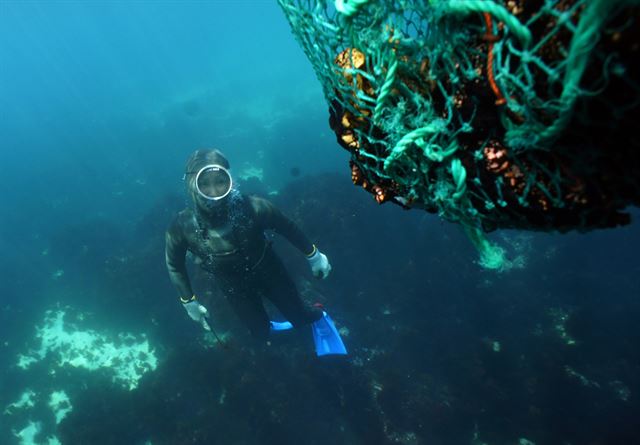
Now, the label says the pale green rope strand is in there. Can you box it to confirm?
[538,0,615,142]
[383,120,447,171]
[446,0,532,48]
[464,225,509,270]
[417,139,458,162]
[373,55,398,123]
[335,0,372,17]
[450,158,467,200]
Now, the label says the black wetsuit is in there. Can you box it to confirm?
[165,193,321,339]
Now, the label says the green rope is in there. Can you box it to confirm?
[417,138,458,162]
[335,0,372,17]
[450,158,467,200]
[538,0,615,142]
[384,120,447,171]
[373,55,398,123]
[464,225,509,271]
[446,0,532,48]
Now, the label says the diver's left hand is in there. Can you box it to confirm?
[307,247,332,279]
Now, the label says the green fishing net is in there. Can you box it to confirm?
[278,0,640,269]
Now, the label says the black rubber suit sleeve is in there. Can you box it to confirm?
[165,218,194,299]
[252,196,315,255]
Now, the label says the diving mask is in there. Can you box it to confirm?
[193,164,233,201]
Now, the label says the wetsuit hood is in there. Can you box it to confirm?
[184,149,232,215]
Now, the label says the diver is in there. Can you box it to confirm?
[165,149,346,355]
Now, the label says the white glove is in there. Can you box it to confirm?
[183,300,211,331]
[307,246,332,279]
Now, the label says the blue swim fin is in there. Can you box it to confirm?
[270,320,294,332]
[312,311,347,356]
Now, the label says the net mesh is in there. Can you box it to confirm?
[278,0,640,269]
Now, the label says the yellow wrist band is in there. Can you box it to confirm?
[180,295,197,304]
[306,244,318,258]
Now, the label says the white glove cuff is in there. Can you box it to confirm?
[183,300,205,321]
[307,247,321,265]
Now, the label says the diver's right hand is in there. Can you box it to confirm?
[182,298,211,331]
